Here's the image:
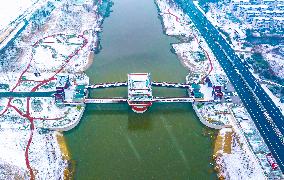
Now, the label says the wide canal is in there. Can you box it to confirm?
[65,0,217,179]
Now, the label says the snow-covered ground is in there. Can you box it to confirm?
[195,1,284,116]
[232,106,283,177]
[173,42,209,73]
[215,132,266,179]
[0,120,67,179]
[0,0,105,178]
[156,0,283,178]
[263,49,284,79]
[261,84,284,115]
[156,0,193,36]
[197,103,230,125]
[0,0,36,31]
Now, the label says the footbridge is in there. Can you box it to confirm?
[152,82,192,89]
[84,98,128,103]
[0,91,55,97]
[85,81,192,89]
[64,97,202,105]
[86,82,127,89]
[153,97,203,103]
[63,73,210,113]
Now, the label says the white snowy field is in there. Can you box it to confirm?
[0,0,36,31]
[0,123,67,179]
[0,0,102,178]
[156,0,193,36]
[155,0,284,178]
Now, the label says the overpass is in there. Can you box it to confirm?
[174,0,284,172]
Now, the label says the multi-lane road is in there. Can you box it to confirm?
[174,0,284,172]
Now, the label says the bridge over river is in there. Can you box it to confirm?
[85,81,192,89]
[64,73,208,113]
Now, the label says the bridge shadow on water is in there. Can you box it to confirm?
[69,103,195,132]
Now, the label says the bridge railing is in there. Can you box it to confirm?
[152,82,192,88]
[153,97,195,103]
[86,82,127,89]
[84,98,127,103]
[85,82,193,89]
[64,96,210,104]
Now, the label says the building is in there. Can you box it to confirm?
[54,75,68,103]
[191,83,204,98]
[56,74,71,89]
[127,73,152,113]
[205,74,224,99]
[73,85,87,102]
[0,84,9,91]
[230,0,284,34]
[55,87,65,103]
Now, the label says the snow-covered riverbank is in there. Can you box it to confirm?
[0,122,67,179]
[194,1,284,115]
[0,0,108,178]
[155,0,282,178]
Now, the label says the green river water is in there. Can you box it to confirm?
[65,0,217,179]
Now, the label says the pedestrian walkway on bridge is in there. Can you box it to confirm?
[64,73,211,113]
[0,91,55,97]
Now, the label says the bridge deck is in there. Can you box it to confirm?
[85,82,192,89]
[84,98,127,103]
[64,97,201,104]
[153,97,194,102]
[0,91,55,97]
[86,82,127,89]
[152,82,192,88]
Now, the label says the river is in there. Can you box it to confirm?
[64,0,217,179]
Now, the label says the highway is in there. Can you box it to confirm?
[174,0,284,172]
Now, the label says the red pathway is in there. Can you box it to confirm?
[163,8,213,82]
[0,33,88,180]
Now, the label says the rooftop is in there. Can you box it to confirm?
[56,74,70,88]
[128,73,152,100]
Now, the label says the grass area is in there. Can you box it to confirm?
[218,28,232,44]
[213,133,223,158]
[56,133,71,161]
[226,13,241,24]
[196,102,204,109]
[252,53,269,69]
[223,131,233,154]
[42,82,56,89]
[194,51,206,62]
[250,53,284,88]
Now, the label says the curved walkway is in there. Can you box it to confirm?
[0,33,88,179]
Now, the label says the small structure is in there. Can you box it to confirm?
[205,74,224,99]
[0,84,9,91]
[56,74,71,89]
[266,153,278,170]
[55,87,65,103]
[54,74,70,103]
[31,99,43,112]
[34,68,41,77]
[192,83,204,99]
[73,85,87,102]
[127,73,152,113]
